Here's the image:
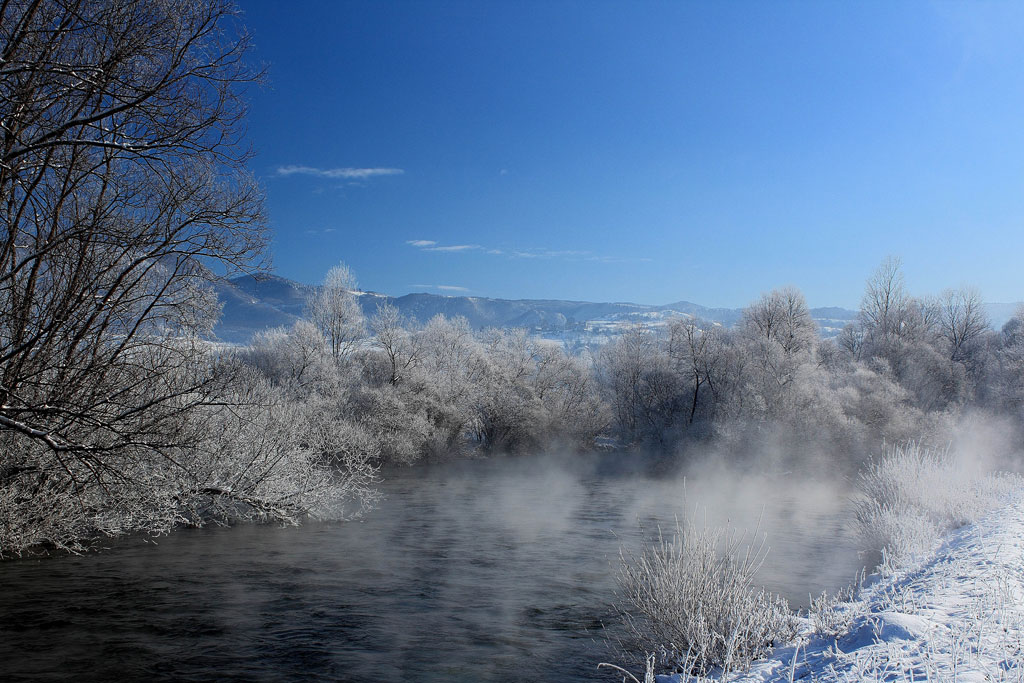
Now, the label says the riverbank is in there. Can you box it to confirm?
[656,489,1024,683]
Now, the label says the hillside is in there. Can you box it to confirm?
[211,273,952,345]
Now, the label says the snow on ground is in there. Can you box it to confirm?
[658,491,1024,683]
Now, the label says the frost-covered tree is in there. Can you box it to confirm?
[938,287,989,365]
[1,0,265,458]
[369,302,420,385]
[740,286,817,356]
[599,326,659,441]
[307,262,365,360]
[0,0,379,556]
[417,315,483,449]
[860,257,911,347]
[244,320,334,394]
[667,317,725,427]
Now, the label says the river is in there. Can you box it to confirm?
[0,452,862,682]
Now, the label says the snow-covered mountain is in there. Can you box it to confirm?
[211,273,1016,346]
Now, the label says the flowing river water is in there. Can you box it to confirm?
[0,452,863,682]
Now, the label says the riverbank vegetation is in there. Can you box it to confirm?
[614,519,799,677]
[611,443,1023,681]
[0,0,377,557]
[241,256,1024,476]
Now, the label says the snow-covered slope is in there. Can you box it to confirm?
[658,491,1024,683]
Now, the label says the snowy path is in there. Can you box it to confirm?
[659,492,1024,683]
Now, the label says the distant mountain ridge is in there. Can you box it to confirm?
[211,273,1018,345]
[212,273,765,344]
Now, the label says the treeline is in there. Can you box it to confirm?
[243,265,605,462]
[602,258,1024,466]
[242,257,1024,472]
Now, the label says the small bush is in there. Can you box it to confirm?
[808,572,865,640]
[615,518,798,676]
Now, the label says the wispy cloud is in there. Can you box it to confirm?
[276,165,404,179]
[303,226,339,236]
[511,248,594,260]
[411,284,470,292]
[406,239,652,264]
[425,244,480,252]
[406,240,482,252]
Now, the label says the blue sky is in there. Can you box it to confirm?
[241,1,1024,309]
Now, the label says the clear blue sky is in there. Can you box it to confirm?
[240,1,1024,309]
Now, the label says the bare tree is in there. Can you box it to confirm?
[369,302,419,385]
[740,286,817,355]
[244,321,333,393]
[938,287,989,363]
[859,256,910,346]
[667,317,724,426]
[838,322,866,360]
[307,262,365,360]
[857,257,936,379]
[599,325,656,440]
[0,1,379,554]
[1002,305,1024,347]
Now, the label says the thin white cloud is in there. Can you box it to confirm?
[586,255,655,264]
[411,284,470,292]
[511,248,594,260]
[407,240,481,253]
[424,244,480,252]
[276,165,404,179]
[406,239,651,264]
[303,227,340,236]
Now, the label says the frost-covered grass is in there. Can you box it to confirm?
[854,442,1020,572]
[614,518,799,677]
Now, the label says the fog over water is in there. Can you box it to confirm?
[0,451,862,682]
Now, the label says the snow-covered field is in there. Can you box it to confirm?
[656,490,1024,683]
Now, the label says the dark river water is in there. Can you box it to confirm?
[0,452,863,682]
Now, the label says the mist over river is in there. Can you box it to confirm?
[0,452,862,682]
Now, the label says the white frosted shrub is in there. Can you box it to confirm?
[616,518,798,676]
[855,442,1020,571]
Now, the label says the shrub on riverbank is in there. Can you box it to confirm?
[615,518,798,676]
[854,442,1020,571]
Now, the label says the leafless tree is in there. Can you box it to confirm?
[244,320,334,393]
[307,262,365,360]
[0,1,382,555]
[938,287,989,364]
[838,322,867,360]
[667,317,725,426]
[740,286,817,355]
[369,302,419,385]
[857,257,933,379]
[859,257,910,344]
[599,325,656,440]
